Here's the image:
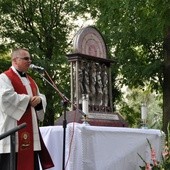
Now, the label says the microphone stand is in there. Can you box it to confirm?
[61,99,68,170]
[34,69,87,170]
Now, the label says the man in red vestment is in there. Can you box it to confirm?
[0,48,54,170]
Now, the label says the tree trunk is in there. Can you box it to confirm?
[163,28,170,135]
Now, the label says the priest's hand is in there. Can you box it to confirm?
[30,96,41,107]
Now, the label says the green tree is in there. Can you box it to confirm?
[0,0,78,125]
[78,0,170,133]
[117,87,162,129]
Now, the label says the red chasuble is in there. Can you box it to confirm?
[5,68,54,170]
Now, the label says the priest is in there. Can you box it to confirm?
[0,48,54,170]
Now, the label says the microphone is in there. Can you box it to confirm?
[29,64,45,71]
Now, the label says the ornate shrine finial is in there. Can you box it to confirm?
[73,26,107,58]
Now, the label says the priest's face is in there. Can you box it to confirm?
[13,49,32,72]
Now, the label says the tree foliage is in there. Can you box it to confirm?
[79,0,166,89]
[77,0,170,132]
[0,0,79,125]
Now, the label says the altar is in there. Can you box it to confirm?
[40,123,164,170]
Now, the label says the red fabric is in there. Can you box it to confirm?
[17,108,34,170]
[5,68,54,169]
[39,132,54,169]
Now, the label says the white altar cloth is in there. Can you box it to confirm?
[40,123,164,170]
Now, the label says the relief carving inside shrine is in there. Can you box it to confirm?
[72,60,110,113]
